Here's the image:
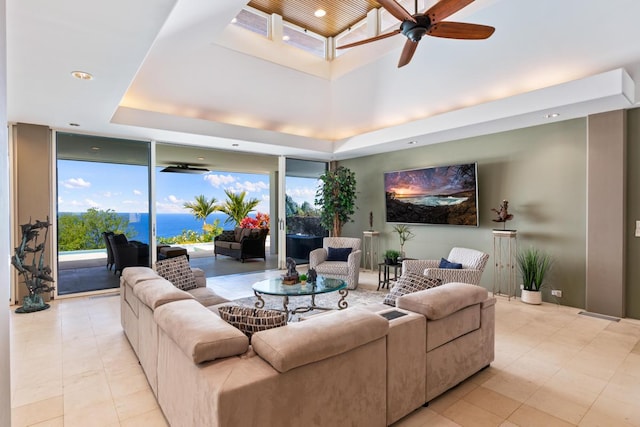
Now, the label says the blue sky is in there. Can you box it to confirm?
[57,160,318,214]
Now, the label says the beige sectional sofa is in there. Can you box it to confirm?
[120,267,496,427]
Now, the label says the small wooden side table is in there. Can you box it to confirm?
[378,262,401,290]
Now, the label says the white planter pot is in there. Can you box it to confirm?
[521,289,542,305]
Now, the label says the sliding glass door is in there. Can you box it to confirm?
[56,133,150,296]
[283,159,327,265]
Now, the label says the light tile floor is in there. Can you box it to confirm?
[9,271,640,426]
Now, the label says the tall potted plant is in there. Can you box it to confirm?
[315,166,357,237]
[392,224,414,257]
[517,247,552,304]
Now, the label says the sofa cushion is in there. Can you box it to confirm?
[327,247,352,262]
[396,282,489,320]
[133,278,194,310]
[383,273,442,307]
[314,261,349,276]
[439,258,463,269]
[426,304,480,351]
[154,299,249,364]
[251,308,388,373]
[187,287,230,307]
[155,255,197,291]
[218,306,287,339]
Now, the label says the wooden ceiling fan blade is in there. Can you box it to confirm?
[428,22,495,39]
[378,0,417,23]
[424,0,474,23]
[398,39,418,68]
[337,29,401,49]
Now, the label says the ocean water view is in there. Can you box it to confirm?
[121,212,245,241]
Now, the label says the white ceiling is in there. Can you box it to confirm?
[7,0,640,162]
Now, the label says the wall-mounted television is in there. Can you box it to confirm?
[385,162,478,226]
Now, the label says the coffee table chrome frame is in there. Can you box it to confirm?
[253,288,349,320]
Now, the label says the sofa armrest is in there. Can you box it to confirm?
[251,308,388,373]
[396,282,489,320]
[308,248,327,268]
[423,268,483,285]
[191,267,206,288]
[402,259,439,275]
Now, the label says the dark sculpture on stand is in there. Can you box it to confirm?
[282,257,300,284]
[491,200,514,230]
[11,217,55,313]
[307,268,317,284]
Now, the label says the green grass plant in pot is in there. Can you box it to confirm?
[384,249,401,265]
[517,247,552,304]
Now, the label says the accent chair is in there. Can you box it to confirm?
[402,247,489,286]
[309,237,362,289]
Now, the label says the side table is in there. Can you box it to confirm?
[378,262,401,291]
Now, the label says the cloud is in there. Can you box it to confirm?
[156,201,188,214]
[204,174,236,187]
[62,178,91,189]
[85,198,99,208]
[286,187,316,198]
[167,195,184,204]
[235,180,269,193]
[133,189,142,196]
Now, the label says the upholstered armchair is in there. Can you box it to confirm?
[402,247,489,286]
[309,237,362,290]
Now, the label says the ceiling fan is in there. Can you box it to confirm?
[337,0,495,68]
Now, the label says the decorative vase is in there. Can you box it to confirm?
[521,289,542,305]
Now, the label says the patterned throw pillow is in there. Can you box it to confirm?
[218,306,287,339]
[383,273,442,307]
[155,255,197,291]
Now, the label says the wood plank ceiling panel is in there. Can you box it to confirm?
[248,0,382,38]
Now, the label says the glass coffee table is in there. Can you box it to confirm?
[252,276,348,319]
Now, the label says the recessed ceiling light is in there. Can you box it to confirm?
[314,9,326,18]
[282,35,290,41]
[231,17,237,24]
[544,113,560,119]
[408,141,418,145]
[197,156,204,160]
[68,122,80,127]
[71,71,93,80]
[91,146,100,151]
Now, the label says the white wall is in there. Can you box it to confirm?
[0,0,12,424]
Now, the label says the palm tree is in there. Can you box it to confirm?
[183,195,217,226]
[217,189,260,226]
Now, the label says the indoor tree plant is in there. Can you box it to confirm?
[314,166,357,237]
[517,247,552,304]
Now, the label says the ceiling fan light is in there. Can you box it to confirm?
[160,164,209,174]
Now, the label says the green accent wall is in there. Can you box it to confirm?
[340,118,589,310]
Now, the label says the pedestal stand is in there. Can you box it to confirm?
[362,231,379,271]
[493,230,517,300]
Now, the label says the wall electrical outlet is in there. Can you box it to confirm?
[551,289,562,297]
